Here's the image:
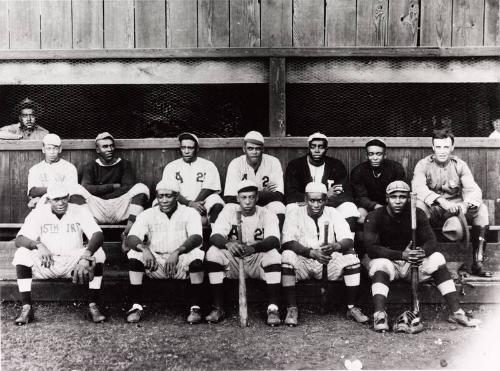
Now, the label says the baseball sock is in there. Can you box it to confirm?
[267,284,281,307]
[433,265,460,313]
[88,263,104,304]
[282,266,297,307]
[371,270,390,312]
[264,263,281,306]
[189,260,204,307]
[16,265,33,305]
[344,264,361,307]
[129,259,145,305]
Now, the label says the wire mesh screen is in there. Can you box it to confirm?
[287,83,499,137]
[0,84,268,139]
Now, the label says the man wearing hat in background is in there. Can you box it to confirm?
[205,179,282,325]
[12,184,107,325]
[124,180,204,324]
[79,132,150,238]
[0,98,48,140]
[281,182,368,326]
[363,180,479,332]
[224,130,286,229]
[161,132,224,226]
[412,129,491,277]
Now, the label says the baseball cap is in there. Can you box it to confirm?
[178,132,199,145]
[244,131,264,145]
[156,179,180,193]
[46,184,69,199]
[43,133,61,147]
[305,182,328,195]
[95,132,115,143]
[237,179,258,194]
[307,132,328,145]
[386,181,410,195]
[365,138,387,149]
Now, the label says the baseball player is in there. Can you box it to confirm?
[0,98,49,140]
[281,182,368,326]
[161,132,224,225]
[224,131,286,229]
[124,180,204,324]
[79,132,150,237]
[284,133,359,233]
[12,184,107,325]
[364,180,479,332]
[205,180,282,325]
[412,129,491,277]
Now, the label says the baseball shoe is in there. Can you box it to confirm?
[284,306,298,327]
[267,304,281,326]
[187,306,202,324]
[205,307,225,324]
[14,304,34,326]
[448,311,481,327]
[471,262,492,277]
[88,303,106,323]
[126,304,143,323]
[373,310,389,332]
[347,306,369,324]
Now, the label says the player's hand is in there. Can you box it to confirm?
[407,249,426,266]
[226,241,246,258]
[142,247,158,272]
[164,251,179,276]
[263,181,278,192]
[437,198,458,213]
[188,201,207,215]
[459,202,469,214]
[321,243,342,255]
[36,242,54,268]
[240,244,256,258]
[310,248,332,265]
[327,184,344,197]
[72,255,96,285]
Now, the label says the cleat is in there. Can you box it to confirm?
[448,312,481,327]
[347,306,369,324]
[373,310,389,332]
[471,263,492,278]
[126,304,143,323]
[266,305,281,326]
[89,303,106,323]
[284,306,298,327]
[205,307,225,324]
[14,304,34,326]
[187,306,202,325]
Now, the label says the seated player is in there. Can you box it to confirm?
[79,132,149,237]
[284,133,359,233]
[205,180,282,326]
[124,180,204,324]
[281,182,368,326]
[0,98,48,140]
[363,181,479,332]
[223,131,286,228]
[412,129,491,277]
[12,184,106,325]
[161,132,224,225]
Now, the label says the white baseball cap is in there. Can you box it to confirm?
[156,179,180,193]
[43,133,61,147]
[244,131,264,145]
[307,132,328,145]
[46,183,69,199]
[178,132,199,145]
[237,179,258,193]
[305,182,328,195]
[95,132,115,143]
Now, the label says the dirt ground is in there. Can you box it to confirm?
[1,302,499,370]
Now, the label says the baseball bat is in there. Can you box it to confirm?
[410,192,420,315]
[236,210,248,327]
[320,221,329,314]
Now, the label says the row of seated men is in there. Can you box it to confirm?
[10,127,488,333]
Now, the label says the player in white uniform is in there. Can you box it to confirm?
[162,132,224,226]
[12,184,107,325]
[281,182,368,326]
[124,180,204,324]
[224,131,286,229]
[205,180,282,326]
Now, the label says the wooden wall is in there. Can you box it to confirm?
[0,0,498,50]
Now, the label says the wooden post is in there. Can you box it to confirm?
[269,57,286,137]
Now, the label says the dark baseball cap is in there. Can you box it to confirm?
[365,138,387,149]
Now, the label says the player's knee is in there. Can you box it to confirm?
[127,249,143,263]
[416,200,430,216]
[337,202,360,219]
[471,203,489,225]
[205,246,224,264]
[93,248,106,264]
[369,258,394,279]
[261,249,281,267]
[281,250,298,267]
[267,201,286,215]
[423,252,446,274]
[131,193,148,208]
[189,259,204,273]
[132,183,150,199]
[12,247,34,267]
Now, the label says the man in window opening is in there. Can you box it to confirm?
[0,98,49,140]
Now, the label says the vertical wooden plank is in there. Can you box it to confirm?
[269,57,286,137]
[73,0,104,49]
[0,152,10,222]
[167,0,198,47]
[230,0,260,47]
[325,0,357,46]
[419,0,452,47]
[8,0,41,49]
[198,0,230,47]
[485,0,500,46]
[261,0,293,47]
[387,0,419,46]
[452,0,484,46]
[104,0,135,48]
[356,0,388,46]
[41,0,72,49]
[293,0,324,47]
[487,149,500,201]
[0,0,9,49]
[135,0,166,48]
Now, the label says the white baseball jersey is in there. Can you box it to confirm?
[17,204,101,256]
[27,159,78,195]
[211,204,280,245]
[162,157,221,200]
[128,204,202,254]
[282,205,352,249]
[224,154,284,197]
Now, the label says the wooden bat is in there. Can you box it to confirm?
[410,192,420,315]
[236,210,248,327]
[320,221,329,314]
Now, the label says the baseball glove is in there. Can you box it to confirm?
[393,310,424,334]
[72,255,96,285]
